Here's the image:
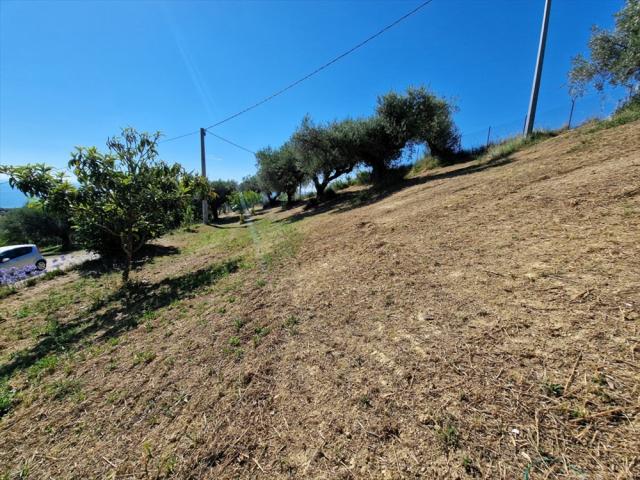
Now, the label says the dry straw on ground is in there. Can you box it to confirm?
[0,121,639,479]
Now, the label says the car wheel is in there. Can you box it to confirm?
[36,260,47,271]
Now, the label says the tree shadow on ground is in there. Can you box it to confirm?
[211,223,249,230]
[76,244,181,278]
[212,214,242,225]
[277,155,514,225]
[0,258,239,381]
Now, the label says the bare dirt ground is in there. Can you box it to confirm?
[0,121,639,479]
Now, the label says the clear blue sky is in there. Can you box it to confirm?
[0,0,627,207]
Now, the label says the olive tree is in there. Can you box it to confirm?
[69,128,190,283]
[569,0,640,97]
[239,175,260,193]
[209,179,238,221]
[292,116,359,199]
[376,86,460,160]
[348,116,406,184]
[256,144,305,207]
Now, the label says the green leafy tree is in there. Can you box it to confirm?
[376,86,460,160]
[0,203,65,247]
[256,144,305,207]
[239,175,260,193]
[348,116,406,184]
[183,173,216,225]
[569,0,640,97]
[69,128,190,283]
[0,164,76,249]
[238,175,266,210]
[228,190,261,223]
[209,179,238,221]
[346,87,459,182]
[243,190,262,214]
[256,169,279,206]
[292,116,359,199]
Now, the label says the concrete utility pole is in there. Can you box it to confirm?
[525,0,552,136]
[200,128,209,224]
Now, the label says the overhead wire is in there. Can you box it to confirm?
[161,0,436,144]
[159,130,200,144]
[205,0,435,130]
[206,130,256,155]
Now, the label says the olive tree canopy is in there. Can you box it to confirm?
[569,0,640,97]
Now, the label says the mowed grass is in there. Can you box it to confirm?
[3,121,637,479]
[0,216,301,421]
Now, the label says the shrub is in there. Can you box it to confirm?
[410,155,441,175]
[329,176,357,191]
[355,170,372,185]
[0,164,76,250]
[228,190,262,221]
[0,205,67,248]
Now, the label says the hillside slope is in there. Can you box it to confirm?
[1,121,639,479]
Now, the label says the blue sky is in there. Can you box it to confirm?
[0,0,627,207]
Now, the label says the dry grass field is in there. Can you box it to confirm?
[1,120,639,479]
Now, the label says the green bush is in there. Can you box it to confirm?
[410,156,441,175]
[355,170,372,185]
[0,205,67,248]
[329,176,356,191]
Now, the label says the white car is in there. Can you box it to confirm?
[0,244,47,271]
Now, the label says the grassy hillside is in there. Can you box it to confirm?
[1,120,639,479]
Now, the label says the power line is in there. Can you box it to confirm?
[204,0,436,130]
[206,130,256,155]
[160,130,200,144]
[157,0,435,146]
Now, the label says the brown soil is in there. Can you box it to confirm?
[1,121,639,479]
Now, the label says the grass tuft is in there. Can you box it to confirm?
[0,378,16,416]
[133,351,156,366]
[46,379,83,400]
[436,424,460,450]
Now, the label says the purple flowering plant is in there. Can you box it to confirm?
[0,265,46,286]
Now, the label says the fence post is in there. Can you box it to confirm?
[486,126,491,148]
[568,98,576,129]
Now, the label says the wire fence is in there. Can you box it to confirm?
[0,91,627,209]
[460,92,622,150]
